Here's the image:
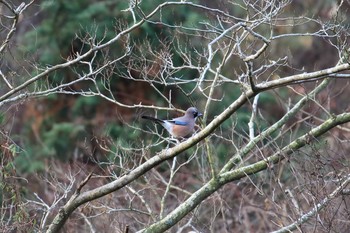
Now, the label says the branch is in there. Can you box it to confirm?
[75,173,92,194]
[0,1,191,106]
[45,89,254,233]
[220,78,330,173]
[248,93,260,140]
[256,63,350,91]
[271,174,350,233]
[0,70,13,89]
[142,111,350,233]
[198,22,245,90]
[46,61,350,232]
[0,1,34,55]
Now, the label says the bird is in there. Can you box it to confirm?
[141,107,203,139]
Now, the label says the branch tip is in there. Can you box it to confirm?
[76,172,93,194]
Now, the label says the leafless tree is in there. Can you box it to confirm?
[2,0,350,232]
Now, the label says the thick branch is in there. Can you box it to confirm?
[220,78,330,173]
[46,62,350,232]
[256,63,350,90]
[0,1,193,106]
[45,89,254,233]
[142,112,350,233]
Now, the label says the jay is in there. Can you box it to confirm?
[142,107,202,139]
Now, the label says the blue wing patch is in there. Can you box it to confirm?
[168,120,188,126]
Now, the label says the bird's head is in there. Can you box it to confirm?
[186,107,203,119]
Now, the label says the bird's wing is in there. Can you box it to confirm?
[167,120,188,126]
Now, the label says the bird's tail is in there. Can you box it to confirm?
[141,115,164,124]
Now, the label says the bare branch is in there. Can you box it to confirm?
[272,174,350,233]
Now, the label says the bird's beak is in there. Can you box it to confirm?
[197,112,203,117]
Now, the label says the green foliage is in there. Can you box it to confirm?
[72,96,100,118]
[0,112,5,125]
[0,143,34,231]
[22,0,126,64]
[104,123,145,165]
[106,123,141,144]
[43,122,85,158]
[15,122,85,173]
[14,154,46,173]
[16,0,232,174]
